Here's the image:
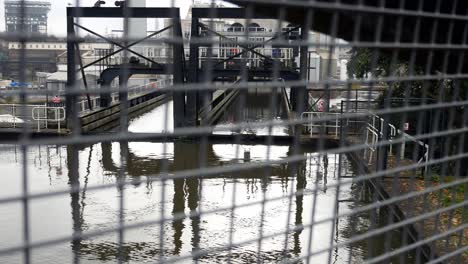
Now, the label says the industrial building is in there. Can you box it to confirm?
[0,1,349,87]
[161,2,350,82]
[4,0,51,34]
[2,39,113,82]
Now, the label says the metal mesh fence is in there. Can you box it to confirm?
[0,0,467,263]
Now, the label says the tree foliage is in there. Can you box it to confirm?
[347,47,468,176]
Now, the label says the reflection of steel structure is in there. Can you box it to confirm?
[4,0,51,34]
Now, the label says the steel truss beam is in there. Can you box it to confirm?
[210,25,301,68]
[67,7,180,18]
[66,7,186,129]
[79,25,172,71]
[188,8,308,125]
[191,8,276,19]
[74,23,167,68]
[198,23,274,63]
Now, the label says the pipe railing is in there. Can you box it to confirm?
[32,105,66,133]
[0,103,66,133]
[301,111,340,137]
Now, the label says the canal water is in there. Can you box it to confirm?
[214,89,290,136]
[0,91,411,263]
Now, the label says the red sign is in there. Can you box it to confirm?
[52,96,61,104]
[404,122,410,131]
[317,100,325,112]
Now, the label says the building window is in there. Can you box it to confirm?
[228,23,244,32]
[247,23,263,32]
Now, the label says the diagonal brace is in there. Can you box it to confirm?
[74,23,173,71]
[204,25,301,67]
[199,23,273,63]
[79,26,170,71]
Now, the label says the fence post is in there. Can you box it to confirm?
[335,114,338,137]
[36,109,41,132]
[364,127,369,161]
[12,105,16,128]
[310,115,313,137]
[57,109,61,133]
[44,105,48,129]
[376,116,389,176]
[400,135,406,160]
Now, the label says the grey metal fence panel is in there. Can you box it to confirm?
[0,0,466,263]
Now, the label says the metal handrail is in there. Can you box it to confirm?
[364,126,380,164]
[32,106,66,133]
[369,113,429,174]
[0,103,46,129]
[301,111,340,137]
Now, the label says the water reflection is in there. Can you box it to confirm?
[215,90,290,136]
[0,91,412,263]
[0,139,397,263]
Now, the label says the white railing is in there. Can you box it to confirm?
[0,104,42,128]
[301,112,340,137]
[367,113,429,174]
[364,125,380,165]
[301,110,430,171]
[0,104,22,128]
[32,106,66,133]
[0,103,66,133]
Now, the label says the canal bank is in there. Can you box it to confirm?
[346,150,435,262]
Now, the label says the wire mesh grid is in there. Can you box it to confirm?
[0,0,467,263]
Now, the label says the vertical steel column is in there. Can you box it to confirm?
[298,25,309,113]
[377,118,389,174]
[291,27,308,114]
[172,16,186,128]
[66,14,76,130]
[187,15,200,126]
[99,76,113,107]
[119,74,130,108]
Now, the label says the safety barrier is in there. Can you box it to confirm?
[32,105,66,133]
[301,111,340,137]
[365,113,429,174]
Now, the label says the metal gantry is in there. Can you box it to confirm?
[66,7,186,128]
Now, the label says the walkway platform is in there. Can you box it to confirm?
[0,128,69,138]
[80,91,167,132]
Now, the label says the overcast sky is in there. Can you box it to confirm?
[0,0,233,36]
